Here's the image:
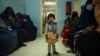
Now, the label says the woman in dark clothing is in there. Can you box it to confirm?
[0,7,26,49]
[67,0,98,53]
[21,15,37,40]
[71,11,79,26]
[67,11,80,53]
[76,4,100,56]
[0,17,18,56]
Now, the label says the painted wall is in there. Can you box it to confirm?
[57,0,87,34]
[25,0,41,36]
[0,0,87,36]
[25,0,74,36]
[80,0,87,6]
[57,0,73,34]
[80,0,87,13]
[0,0,25,14]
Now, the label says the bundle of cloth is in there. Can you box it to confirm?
[16,12,37,41]
[0,17,18,55]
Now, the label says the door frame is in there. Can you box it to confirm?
[40,0,57,36]
[74,0,80,15]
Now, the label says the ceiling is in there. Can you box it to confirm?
[42,0,56,10]
[42,0,56,2]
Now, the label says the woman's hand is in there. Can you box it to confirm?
[7,26,12,30]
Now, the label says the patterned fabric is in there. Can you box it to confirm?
[48,22,57,34]
[45,21,58,43]
[46,32,58,44]
[74,29,89,54]
[61,24,71,40]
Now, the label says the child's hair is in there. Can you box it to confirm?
[48,13,55,20]
[64,17,71,24]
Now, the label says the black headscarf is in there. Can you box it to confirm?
[0,6,15,19]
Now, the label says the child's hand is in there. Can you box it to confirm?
[65,29,69,31]
[61,33,64,37]
[62,33,64,34]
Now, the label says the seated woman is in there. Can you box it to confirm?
[21,15,37,41]
[76,4,100,56]
[0,17,18,56]
[0,6,26,49]
[67,0,98,53]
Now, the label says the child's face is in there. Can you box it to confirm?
[49,16,54,22]
[65,21,70,25]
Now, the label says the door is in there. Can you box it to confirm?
[40,0,57,36]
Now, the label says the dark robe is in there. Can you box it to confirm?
[0,7,25,48]
[76,30,100,56]
[0,17,18,54]
[68,5,97,50]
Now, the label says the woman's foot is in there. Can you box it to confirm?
[47,52,50,56]
[67,49,73,53]
[53,51,59,55]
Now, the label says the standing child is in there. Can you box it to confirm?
[45,13,59,56]
[61,17,71,47]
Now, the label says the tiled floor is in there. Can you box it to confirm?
[9,35,75,56]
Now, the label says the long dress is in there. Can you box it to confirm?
[61,24,71,40]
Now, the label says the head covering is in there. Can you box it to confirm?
[15,12,23,20]
[1,6,15,19]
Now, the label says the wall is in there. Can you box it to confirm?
[0,0,87,36]
[23,0,86,36]
[80,0,87,6]
[57,0,87,34]
[57,0,73,34]
[25,0,41,36]
[80,0,87,13]
[25,0,72,36]
[0,0,25,14]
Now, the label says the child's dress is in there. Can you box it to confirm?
[61,24,71,40]
[45,22,58,44]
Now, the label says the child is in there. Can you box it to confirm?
[45,13,59,56]
[61,17,71,47]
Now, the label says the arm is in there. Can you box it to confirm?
[61,25,66,37]
[65,24,72,31]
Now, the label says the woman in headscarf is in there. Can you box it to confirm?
[0,6,26,49]
[0,17,18,56]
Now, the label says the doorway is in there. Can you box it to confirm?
[74,0,80,15]
[40,0,57,36]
